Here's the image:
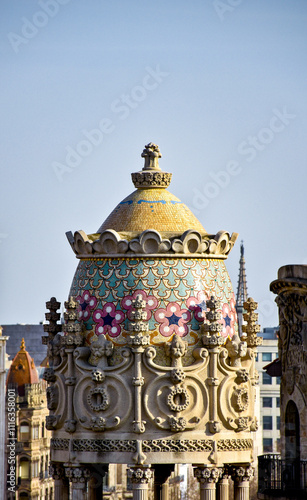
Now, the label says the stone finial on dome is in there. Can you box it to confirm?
[131,142,172,189]
[141,143,162,171]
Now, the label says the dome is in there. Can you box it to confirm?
[97,187,206,235]
[67,143,238,358]
[6,338,39,396]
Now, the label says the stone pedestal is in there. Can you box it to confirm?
[128,466,153,500]
[194,467,221,500]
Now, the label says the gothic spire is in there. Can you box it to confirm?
[236,241,248,336]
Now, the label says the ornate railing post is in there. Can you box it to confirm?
[194,466,221,500]
[50,463,69,500]
[231,466,254,500]
[128,466,153,500]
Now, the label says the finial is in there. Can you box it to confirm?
[141,143,162,171]
[240,240,244,257]
[20,338,26,351]
[131,143,172,189]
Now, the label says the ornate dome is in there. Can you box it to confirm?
[66,143,239,357]
[6,338,39,395]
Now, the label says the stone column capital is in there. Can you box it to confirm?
[230,465,254,482]
[50,463,66,480]
[128,466,153,484]
[194,466,222,484]
[65,464,91,486]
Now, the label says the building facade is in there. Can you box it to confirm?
[255,327,280,454]
[6,338,54,499]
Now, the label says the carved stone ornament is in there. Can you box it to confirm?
[66,228,238,259]
[49,463,65,480]
[127,466,153,484]
[167,386,190,412]
[65,466,91,484]
[47,385,58,410]
[43,367,56,383]
[87,387,109,411]
[194,467,221,483]
[46,415,58,430]
[230,465,254,482]
[168,416,187,432]
[64,419,77,433]
[232,387,249,412]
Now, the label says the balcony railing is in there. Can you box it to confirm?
[258,454,307,499]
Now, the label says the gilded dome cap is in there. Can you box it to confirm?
[97,143,206,235]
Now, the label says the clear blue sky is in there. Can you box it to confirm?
[1,0,306,327]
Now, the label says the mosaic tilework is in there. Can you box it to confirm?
[97,188,206,234]
[69,258,237,347]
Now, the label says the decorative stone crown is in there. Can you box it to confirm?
[66,228,238,259]
[131,143,172,188]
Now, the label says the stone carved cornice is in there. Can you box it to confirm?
[66,229,238,259]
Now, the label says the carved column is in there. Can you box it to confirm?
[128,295,150,434]
[194,467,221,500]
[65,465,91,500]
[231,466,253,500]
[216,471,230,500]
[50,463,70,500]
[128,466,153,500]
[162,482,169,500]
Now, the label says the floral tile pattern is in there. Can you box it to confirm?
[70,258,238,345]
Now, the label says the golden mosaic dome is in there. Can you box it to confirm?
[97,143,206,235]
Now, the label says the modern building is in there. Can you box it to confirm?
[255,327,280,454]
[5,338,54,499]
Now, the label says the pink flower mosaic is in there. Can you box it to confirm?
[221,297,237,337]
[93,303,125,338]
[121,289,158,320]
[154,302,191,337]
[76,290,97,321]
[186,291,210,322]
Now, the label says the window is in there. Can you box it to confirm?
[19,458,30,479]
[262,397,272,408]
[276,376,281,385]
[20,422,30,441]
[262,352,272,362]
[276,397,280,408]
[263,416,273,430]
[32,425,39,440]
[255,353,259,361]
[263,438,273,453]
[276,416,280,430]
[262,372,272,385]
